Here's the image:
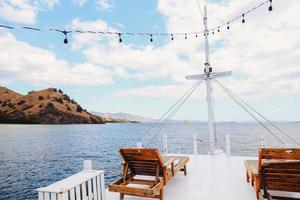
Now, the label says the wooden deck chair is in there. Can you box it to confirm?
[257,148,300,200]
[108,148,189,200]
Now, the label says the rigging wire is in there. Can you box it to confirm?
[137,80,202,143]
[145,80,203,147]
[213,79,285,145]
[0,0,274,44]
[195,0,204,17]
[214,79,299,146]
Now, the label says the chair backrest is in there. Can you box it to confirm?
[259,148,300,193]
[120,148,164,177]
[261,162,300,193]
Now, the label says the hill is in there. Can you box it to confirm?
[0,87,104,124]
[92,112,155,123]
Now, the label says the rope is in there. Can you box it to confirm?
[215,79,299,146]
[137,80,202,143]
[145,80,203,147]
[213,79,285,145]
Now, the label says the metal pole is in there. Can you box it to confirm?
[163,134,168,154]
[226,134,231,157]
[193,134,198,155]
[136,142,142,148]
[203,5,218,154]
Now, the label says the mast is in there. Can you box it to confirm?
[203,6,218,154]
[185,5,231,154]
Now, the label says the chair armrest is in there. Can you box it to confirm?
[163,158,176,167]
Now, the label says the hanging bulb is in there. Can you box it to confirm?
[212,29,214,34]
[64,38,68,44]
[218,27,220,32]
[63,31,68,44]
[185,34,187,39]
[118,33,122,43]
[150,34,153,42]
[227,23,230,30]
[268,0,273,11]
[171,34,174,41]
[242,14,245,23]
[195,33,198,38]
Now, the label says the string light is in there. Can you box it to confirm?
[269,0,273,11]
[118,33,122,43]
[62,30,69,44]
[0,0,275,44]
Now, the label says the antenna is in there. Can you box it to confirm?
[185,5,232,155]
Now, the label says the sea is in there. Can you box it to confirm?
[0,122,299,200]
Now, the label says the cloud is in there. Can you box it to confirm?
[0,0,59,24]
[0,30,114,86]
[70,17,203,82]
[114,83,207,99]
[72,0,86,7]
[114,0,300,99]
[95,0,113,11]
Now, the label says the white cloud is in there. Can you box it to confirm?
[0,0,59,24]
[72,0,86,7]
[0,30,114,86]
[114,0,300,99]
[95,0,112,11]
[115,83,207,99]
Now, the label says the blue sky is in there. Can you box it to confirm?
[0,0,299,121]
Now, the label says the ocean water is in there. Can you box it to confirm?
[0,122,299,200]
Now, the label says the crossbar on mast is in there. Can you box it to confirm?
[185,5,231,154]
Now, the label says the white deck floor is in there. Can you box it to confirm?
[106,154,257,200]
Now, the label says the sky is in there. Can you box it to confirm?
[0,0,299,122]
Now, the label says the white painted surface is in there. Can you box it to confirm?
[83,160,93,170]
[37,170,103,193]
[37,169,105,200]
[106,154,257,200]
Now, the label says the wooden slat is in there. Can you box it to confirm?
[81,182,88,200]
[69,188,75,200]
[100,173,105,200]
[87,179,92,200]
[96,175,101,200]
[44,192,50,200]
[50,193,57,200]
[38,192,44,200]
[75,186,81,200]
[57,192,68,200]
[92,177,98,200]
[261,148,300,160]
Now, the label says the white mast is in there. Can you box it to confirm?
[186,5,231,154]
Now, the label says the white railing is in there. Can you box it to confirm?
[36,160,105,200]
[136,133,233,156]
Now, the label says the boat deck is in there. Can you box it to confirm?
[105,154,257,200]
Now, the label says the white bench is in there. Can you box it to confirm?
[37,161,105,200]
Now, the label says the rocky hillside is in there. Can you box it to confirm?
[0,87,104,124]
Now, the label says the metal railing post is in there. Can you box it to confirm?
[226,134,231,157]
[137,142,142,148]
[163,134,168,154]
[193,134,198,155]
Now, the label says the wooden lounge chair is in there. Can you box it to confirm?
[108,148,189,200]
[245,148,300,200]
